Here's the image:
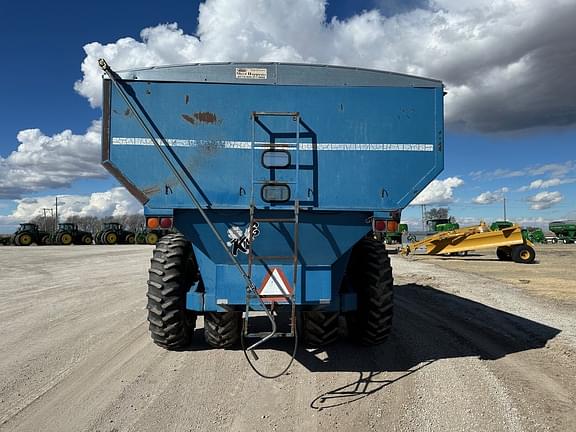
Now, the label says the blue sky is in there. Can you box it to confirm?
[0,0,574,232]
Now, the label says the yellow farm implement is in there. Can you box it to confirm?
[401,222,536,264]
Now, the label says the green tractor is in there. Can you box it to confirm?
[427,218,460,233]
[95,222,135,245]
[51,223,93,245]
[549,221,576,244]
[11,223,50,246]
[384,223,409,244]
[135,228,166,245]
[525,227,545,244]
[490,220,514,231]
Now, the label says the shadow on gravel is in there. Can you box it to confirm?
[305,283,560,408]
[183,283,560,409]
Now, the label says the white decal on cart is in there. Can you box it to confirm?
[111,137,435,152]
[226,222,260,256]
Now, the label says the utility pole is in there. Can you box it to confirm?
[421,204,427,230]
[503,196,507,221]
[55,197,66,231]
[42,208,53,232]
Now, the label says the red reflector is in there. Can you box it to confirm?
[374,220,387,231]
[387,221,398,232]
[160,217,172,229]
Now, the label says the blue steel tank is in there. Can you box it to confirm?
[100,62,444,355]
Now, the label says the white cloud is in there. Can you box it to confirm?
[470,168,525,180]
[73,0,576,132]
[527,191,563,210]
[0,187,141,227]
[471,161,576,181]
[410,177,464,205]
[518,177,576,191]
[528,162,575,178]
[0,120,106,199]
[472,187,509,204]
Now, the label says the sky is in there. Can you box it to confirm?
[1,0,575,232]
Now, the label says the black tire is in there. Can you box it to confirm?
[125,233,135,244]
[511,244,536,264]
[496,246,512,261]
[346,238,394,345]
[81,234,93,245]
[204,311,242,348]
[302,310,339,347]
[147,234,197,349]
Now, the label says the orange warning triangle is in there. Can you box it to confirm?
[258,268,293,302]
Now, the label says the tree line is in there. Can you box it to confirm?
[28,214,146,233]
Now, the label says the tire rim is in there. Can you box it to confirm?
[61,234,72,244]
[20,234,32,245]
[147,234,158,245]
[106,233,117,244]
[84,236,92,244]
[520,250,530,260]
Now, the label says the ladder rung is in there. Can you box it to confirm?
[253,112,299,117]
[244,331,295,338]
[252,218,296,223]
[248,292,294,298]
[252,255,296,261]
[253,180,297,185]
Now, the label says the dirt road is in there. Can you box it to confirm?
[0,245,574,431]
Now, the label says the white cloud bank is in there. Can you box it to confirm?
[0,187,142,228]
[76,0,576,132]
[0,121,106,199]
[527,191,563,210]
[410,177,464,205]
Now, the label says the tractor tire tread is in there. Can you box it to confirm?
[146,233,196,350]
[203,312,241,348]
[347,238,394,346]
[303,310,339,347]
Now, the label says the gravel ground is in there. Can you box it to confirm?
[0,245,574,431]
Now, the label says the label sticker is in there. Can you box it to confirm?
[235,67,268,80]
[226,222,260,256]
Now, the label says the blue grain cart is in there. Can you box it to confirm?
[100,61,444,369]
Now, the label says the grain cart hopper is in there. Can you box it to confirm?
[549,221,576,243]
[99,60,444,376]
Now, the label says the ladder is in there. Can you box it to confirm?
[243,112,302,346]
